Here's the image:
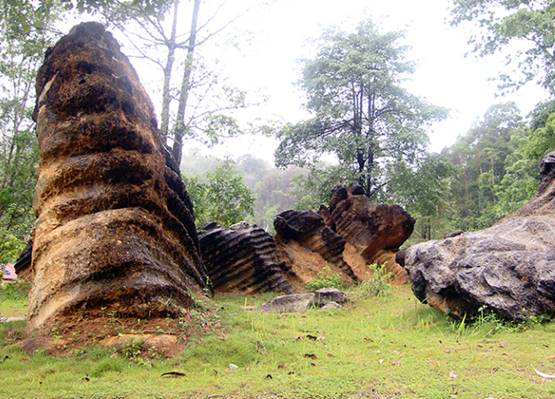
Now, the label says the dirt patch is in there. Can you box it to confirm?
[17,304,222,357]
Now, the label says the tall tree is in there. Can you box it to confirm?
[102,0,252,166]
[445,102,527,229]
[275,19,446,197]
[449,0,555,93]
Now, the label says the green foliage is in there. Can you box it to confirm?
[386,154,456,241]
[304,265,345,290]
[449,0,555,93]
[351,263,392,299]
[182,152,302,231]
[0,228,25,263]
[275,18,446,197]
[0,280,30,302]
[184,161,254,228]
[291,164,357,210]
[0,1,55,243]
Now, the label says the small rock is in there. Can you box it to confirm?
[313,288,347,306]
[228,363,239,371]
[321,301,342,310]
[260,293,316,313]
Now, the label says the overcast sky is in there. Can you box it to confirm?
[128,0,548,163]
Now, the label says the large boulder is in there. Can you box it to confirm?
[403,151,555,320]
[274,210,359,284]
[27,22,208,331]
[320,185,414,282]
[199,222,295,294]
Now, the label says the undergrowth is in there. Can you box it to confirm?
[304,264,345,290]
[0,285,554,398]
[350,263,392,299]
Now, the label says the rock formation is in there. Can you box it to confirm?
[199,222,295,294]
[274,210,359,284]
[28,22,208,331]
[320,185,415,283]
[403,151,555,320]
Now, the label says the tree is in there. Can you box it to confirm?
[449,0,555,93]
[184,162,254,227]
[385,154,456,241]
[275,19,446,198]
[101,0,251,166]
[0,0,60,246]
[445,102,526,229]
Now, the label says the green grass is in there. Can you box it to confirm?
[0,281,29,317]
[0,285,554,399]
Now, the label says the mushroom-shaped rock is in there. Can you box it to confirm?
[28,22,208,331]
[321,185,415,282]
[199,223,294,294]
[403,151,555,320]
[274,210,358,284]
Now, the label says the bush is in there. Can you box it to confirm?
[305,265,345,290]
[352,263,392,299]
[0,280,30,302]
[0,228,25,263]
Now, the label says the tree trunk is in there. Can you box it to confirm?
[172,0,201,166]
[365,143,374,198]
[160,0,180,140]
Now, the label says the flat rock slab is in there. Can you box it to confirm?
[260,288,348,313]
[313,288,347,305]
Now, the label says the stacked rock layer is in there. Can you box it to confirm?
[274,210,359,284]
[28,22,208,330]
[199,223,295,294]
[320,185,415,283]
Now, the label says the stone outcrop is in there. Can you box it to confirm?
[199,222,295,294]
[27,22,208,331]
[274,210,359,284]
[260,288,347,313]
[403,151,555,320]
[320,185,415,283]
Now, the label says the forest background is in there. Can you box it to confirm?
[0,0,554,263]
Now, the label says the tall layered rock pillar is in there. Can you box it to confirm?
[28,22,208,330]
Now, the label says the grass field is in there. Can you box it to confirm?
[0,281,554,399]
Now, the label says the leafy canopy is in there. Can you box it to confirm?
[275,19,446,197]
[184,161,254,228]
[449,0,555,93]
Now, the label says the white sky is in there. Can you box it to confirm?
[128,0,549,163]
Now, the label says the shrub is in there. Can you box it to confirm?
[305,265,345,290]
[352,263,392,299]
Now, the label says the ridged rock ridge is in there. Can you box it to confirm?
[274,210,359,284]
[320,185,415,283]
[199,222,295,294]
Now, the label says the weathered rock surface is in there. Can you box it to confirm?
[274,210,358,284]
[320,185,414,282]
[199,222,295,294]
[313,287,348,305]
[404,151,555,320]
[260,293,316,313]
[260,288,348,313]
[28,22,208,331]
